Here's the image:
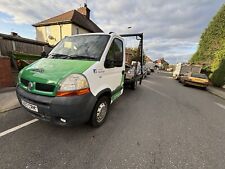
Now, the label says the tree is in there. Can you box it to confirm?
[126,47,147,63]
[190,4,225,64]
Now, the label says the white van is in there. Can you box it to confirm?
[16,33,143,127]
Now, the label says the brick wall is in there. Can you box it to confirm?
[0,57,13,88]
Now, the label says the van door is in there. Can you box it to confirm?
[104,38,124,101]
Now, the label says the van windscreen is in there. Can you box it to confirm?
[49,35,110,61]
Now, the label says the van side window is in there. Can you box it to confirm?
[105,38,123,68]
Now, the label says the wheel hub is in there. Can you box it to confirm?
[96,102,107,123]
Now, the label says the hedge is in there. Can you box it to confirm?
[211,59,225,87]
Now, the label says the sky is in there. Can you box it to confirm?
[0,0,224,63]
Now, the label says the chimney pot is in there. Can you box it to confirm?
[77,3,90,19]
[11,32,18,36]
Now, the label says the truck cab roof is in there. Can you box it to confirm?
[66,32,124,41]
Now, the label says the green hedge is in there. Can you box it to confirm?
[211,59,225,87]
[190,4,225,64]
[211,48,225,72]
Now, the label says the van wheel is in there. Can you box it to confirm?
[131,80,137,90]
[90,96,110,127]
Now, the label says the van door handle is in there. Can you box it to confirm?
[122,70,125,75]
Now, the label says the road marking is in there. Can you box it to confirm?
[215,102,225,110]
[0,119,39,138]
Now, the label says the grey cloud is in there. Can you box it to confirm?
[0,0,224,63]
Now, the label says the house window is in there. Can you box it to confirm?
[76,28,79,34]
[104,38,123,68]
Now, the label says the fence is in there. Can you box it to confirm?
[0,33,53,87]
[0,33,52,57]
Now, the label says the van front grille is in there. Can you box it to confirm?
[20,78,55,92]
[35,83,55,92]
[21,78,29,87]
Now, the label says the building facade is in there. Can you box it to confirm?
[33,4,103,45]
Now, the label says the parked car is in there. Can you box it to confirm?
[166,68,173,72]
[125,63,142,89]
[146,67,151,75]
[142,66,148,78]
[173,63,202,80]
[180,73,209,88]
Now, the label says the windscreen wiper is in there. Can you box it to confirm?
[68,54,97,60]
[49,53,69,59]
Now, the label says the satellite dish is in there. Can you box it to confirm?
[48,35,55,40]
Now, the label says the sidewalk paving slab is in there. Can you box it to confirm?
[0,89,20,113]
[208,86,225,100]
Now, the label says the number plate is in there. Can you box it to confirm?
[21,100,38,112]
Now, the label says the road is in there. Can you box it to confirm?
[1,72,225,169]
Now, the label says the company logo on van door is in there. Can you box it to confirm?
[93,69,105,74]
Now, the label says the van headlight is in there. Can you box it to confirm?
[56,74,90,96]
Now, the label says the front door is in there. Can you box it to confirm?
[103,38,124,101]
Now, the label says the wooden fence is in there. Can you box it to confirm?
[0,34,52,57]
[0,33,53,87]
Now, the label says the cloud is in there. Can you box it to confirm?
[0,0,224,63]
[0,0,77,24]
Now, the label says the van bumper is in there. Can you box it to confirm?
[16,86,97,125]
[185,81,208,88]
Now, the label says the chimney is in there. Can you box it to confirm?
[77,3,90,19]
[11,32,18,37]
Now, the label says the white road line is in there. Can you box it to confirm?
[0,119,39,138]
[215,102,225,110]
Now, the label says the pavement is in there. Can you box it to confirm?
[0,87,20,113]
[207,86,225,100]
[1,72,225,169]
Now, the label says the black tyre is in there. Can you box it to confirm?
[90,96,110,127]
[131,80,137,90]
[183,81,187,86]
[202,86,207,90]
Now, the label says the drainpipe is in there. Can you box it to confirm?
[0,37,2,56]
[59,24,62,40]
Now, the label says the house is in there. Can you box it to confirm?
[154,58,169,70]
[145,56,152,63]
[33,3,103,45]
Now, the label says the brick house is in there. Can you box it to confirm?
[33,4,103,45]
